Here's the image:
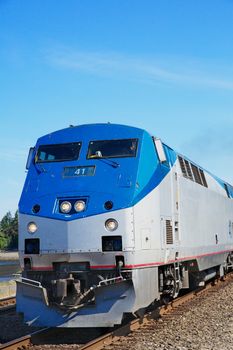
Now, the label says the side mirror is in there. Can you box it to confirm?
[153,137,167,163]
[26,147,35,170]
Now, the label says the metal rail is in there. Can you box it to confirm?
[0,297,15,306]
[0,297,16,314]
[0,335,31,350]
[79,310,159,350]
[0,328,49,350]
[1,273,233,350]
[79,275,233,350]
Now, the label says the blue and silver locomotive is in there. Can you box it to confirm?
[17,123,233,327]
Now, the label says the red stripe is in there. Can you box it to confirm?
[172,249,232,262]
[125,249,232,269]
[29,249,233,271]
[90,264,116,269]
[31,266,53,271]
[125,262,163,268]
[31,265,117,271]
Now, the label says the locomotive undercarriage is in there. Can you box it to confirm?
[22,253,233,311]
[159,252,233,302]
[17,252,233,327]
[17,262,135,327]
[23,263,132,311]
[159,263,189,301]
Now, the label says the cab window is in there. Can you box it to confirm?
[36,142,81,163]
[87,139,138,159]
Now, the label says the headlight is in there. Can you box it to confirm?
[27,222,37,234]
[105,219,118,231]
[74,200,86,212]
[60,201,72,213]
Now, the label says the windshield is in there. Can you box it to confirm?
[87,139,138,159]
[36,142,81,163]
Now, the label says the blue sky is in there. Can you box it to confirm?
[1,0,233,220]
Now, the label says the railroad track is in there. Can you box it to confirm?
[0,334,31,350]
[0,297,16,308]
[1,273,233,350]
[0,297,16,314]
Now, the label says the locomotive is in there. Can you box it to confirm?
[16,123,233,327]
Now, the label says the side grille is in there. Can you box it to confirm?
[191,164,202,185]
[199,169,208,187]
[166,220,173,245]
[178,154,208,188]
[178,156,187,177]
[184,159,193,180]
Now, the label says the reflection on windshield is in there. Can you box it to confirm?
[36,142,81,163]
[87,139,138,159]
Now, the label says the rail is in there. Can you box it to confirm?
[0,297,16,313]
[0,329,49,350]
[1,273,233,350]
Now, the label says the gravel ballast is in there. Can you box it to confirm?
[1,279,233,349]
[108,280,233,350]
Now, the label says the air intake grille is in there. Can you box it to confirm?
[178,156,187,177]
[191,164,202,185]
[199,169,208,187]
[178,155,208,188]
[166,220,173,245]
[184,159,193,180]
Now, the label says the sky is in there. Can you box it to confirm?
[0,0,233,220]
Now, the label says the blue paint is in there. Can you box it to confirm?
[19,123,232,221]
[19,123,177,220]
[211,174,233,198]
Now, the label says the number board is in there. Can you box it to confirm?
[63,166,95,177]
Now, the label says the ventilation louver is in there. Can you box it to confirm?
[166,220,173,245]
[191,164,202,185]
[178,155,208,188]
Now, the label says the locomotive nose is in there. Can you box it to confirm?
[20,205,134,258]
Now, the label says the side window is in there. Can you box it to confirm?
[26,147,35,170]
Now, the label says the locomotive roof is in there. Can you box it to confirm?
[37,123,146,144]
[35,122,233,195]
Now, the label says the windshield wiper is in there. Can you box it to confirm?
[90,156,119,168]
[100,158,120,168]
[89,151,120,168]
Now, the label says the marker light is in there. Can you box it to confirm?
[74,200,86,212]
[27,222,38,234]
[105,219,118,231]
[104,201,113,210]
[60,201,72,213]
